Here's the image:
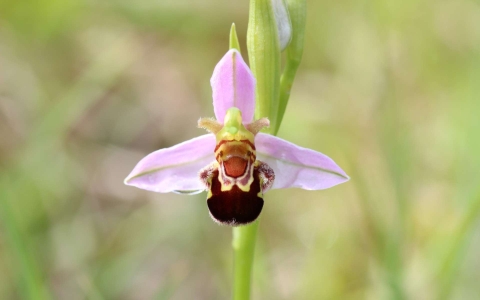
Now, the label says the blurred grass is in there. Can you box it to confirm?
[1,0,480,299]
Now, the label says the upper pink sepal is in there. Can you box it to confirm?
[255,133,349,190]
[124,134,216,194]
[211,49,256,124]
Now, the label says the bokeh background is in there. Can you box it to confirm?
[1,0,480,299]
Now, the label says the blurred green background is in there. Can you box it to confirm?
[1,0,480,299]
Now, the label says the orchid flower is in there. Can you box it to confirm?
[125,49,349,226]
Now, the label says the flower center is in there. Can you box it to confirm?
[223,157,248,178]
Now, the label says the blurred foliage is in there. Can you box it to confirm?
[1,0,480,299]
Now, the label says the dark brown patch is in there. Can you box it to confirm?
[223,157,248,178]
[207,169,263,226]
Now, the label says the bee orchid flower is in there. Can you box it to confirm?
[124,49,349,226]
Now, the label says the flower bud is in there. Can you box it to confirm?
[272,0,292,51]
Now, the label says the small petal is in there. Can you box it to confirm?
[125,134,216,194]
[211,49,256,124]
[255,133,349,190]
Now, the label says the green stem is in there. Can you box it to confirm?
[438,194,480,299]
[0,177,51,300]
[231,0,303,298]
[232,221,260,300]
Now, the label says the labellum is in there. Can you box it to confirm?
[199,107,274,226]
